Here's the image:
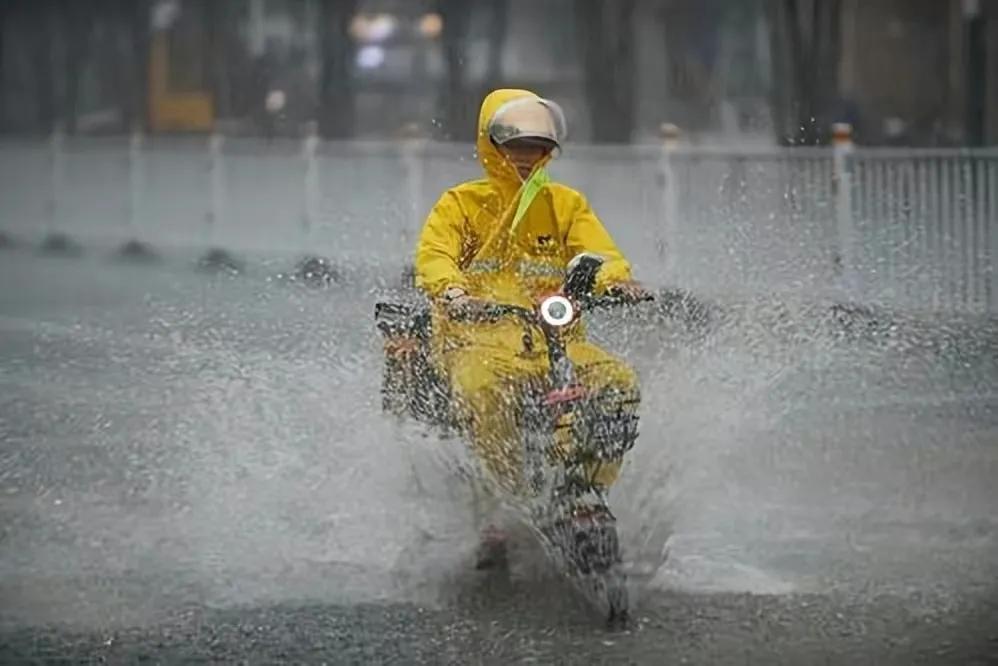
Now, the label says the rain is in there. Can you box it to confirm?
[1,0,997,663]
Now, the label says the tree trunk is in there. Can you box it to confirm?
[765,0,792,144]
[486,0,508,85]
[575,0,636,143]
[204,0,232,121]
[123,0,150,133]
[0,2,7,132]
[767,0,843,145]
[318,0,358,139]
[61,0,94,135]
[438,0,473,141]
[27,3,55,133]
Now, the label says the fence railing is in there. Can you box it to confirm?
[1,132,996,314]
[656,140,998,314]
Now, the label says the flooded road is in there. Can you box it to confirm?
[1,250,996,664]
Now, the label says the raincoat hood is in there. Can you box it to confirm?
[476,88,547,194]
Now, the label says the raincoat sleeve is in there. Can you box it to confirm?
[565,192,633,293]
[414,190,471,298]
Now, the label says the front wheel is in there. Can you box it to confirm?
[545,502,631,629]
[601,566,630,631]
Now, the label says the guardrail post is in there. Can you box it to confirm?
[658,123,681,285]
[40,122,81,256]
[989,155,998,312]
[832,122,857,298]
[117,127,157,260]
[400,121,424,288]
[301,122,320,240]
[198,131,241,273]
[292,121,338,286]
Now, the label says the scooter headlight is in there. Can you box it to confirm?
[539,295,575,327]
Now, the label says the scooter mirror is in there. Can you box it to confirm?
[564,253,605,299]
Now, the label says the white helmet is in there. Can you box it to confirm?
[487,96,567,152]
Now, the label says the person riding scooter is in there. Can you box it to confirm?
[413,88,651,565]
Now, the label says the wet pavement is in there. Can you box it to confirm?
[1,250,996,664]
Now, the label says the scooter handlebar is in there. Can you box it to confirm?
[447,289,653,324]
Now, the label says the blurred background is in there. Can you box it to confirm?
[0,0,995,146]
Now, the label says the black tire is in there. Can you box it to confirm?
[603,567,631,631]
[546,507,631,628]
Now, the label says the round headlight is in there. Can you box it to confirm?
[539,295,575,327]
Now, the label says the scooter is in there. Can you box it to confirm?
[374,254,651,629]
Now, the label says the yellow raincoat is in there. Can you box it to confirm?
[414,88,640,493]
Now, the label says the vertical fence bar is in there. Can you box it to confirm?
[128,130,144,234]
[47,125,64,239]
[949,157,960,311]
[916,158,928,309]
[832,123,856,298]
[899,160,914,307]
[989,159,998,311]
[898,160,910,305]
[940,158,951,310]
[402,137,421,251]
[401,133,427,286]
[973,157,986,311]
[929,157,941,310]
[864,155,877,299]
[898,160,911,306]
[882,158,895,300]
[115,127,157,260]
[659,123,681,286]
[301,125,320,242]
[39,122,82,255]
[198,131,240,272]
[866,157,876,293]
[292,122,337,284]
[877,159,897,298]
[961,158,974,310]
[209,132,225,245]
[933,157,950,309]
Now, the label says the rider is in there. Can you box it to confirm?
[413,88,650,563]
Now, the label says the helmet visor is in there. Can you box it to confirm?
[487,97,567,150]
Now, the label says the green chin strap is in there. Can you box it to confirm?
[510,166,551,236]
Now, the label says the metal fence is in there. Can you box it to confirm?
[658,144,998,314]
[1,134,996,314]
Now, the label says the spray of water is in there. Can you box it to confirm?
[1,253,995,633]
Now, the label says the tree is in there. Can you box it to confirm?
[318,0,358,139]
[434,0,509,141]
[0,2,7,131]
[485,0,508,86]
[766,0,843,145]
[29,2,57,133]
[656,0,727,133]
[205,0,238,122]
[59,0,97,135]
[437,0,473,140]
[123,0,151,133]
[573,0,636,144]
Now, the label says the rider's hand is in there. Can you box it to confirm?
[440,288,491,320]
[607,280,653,302]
